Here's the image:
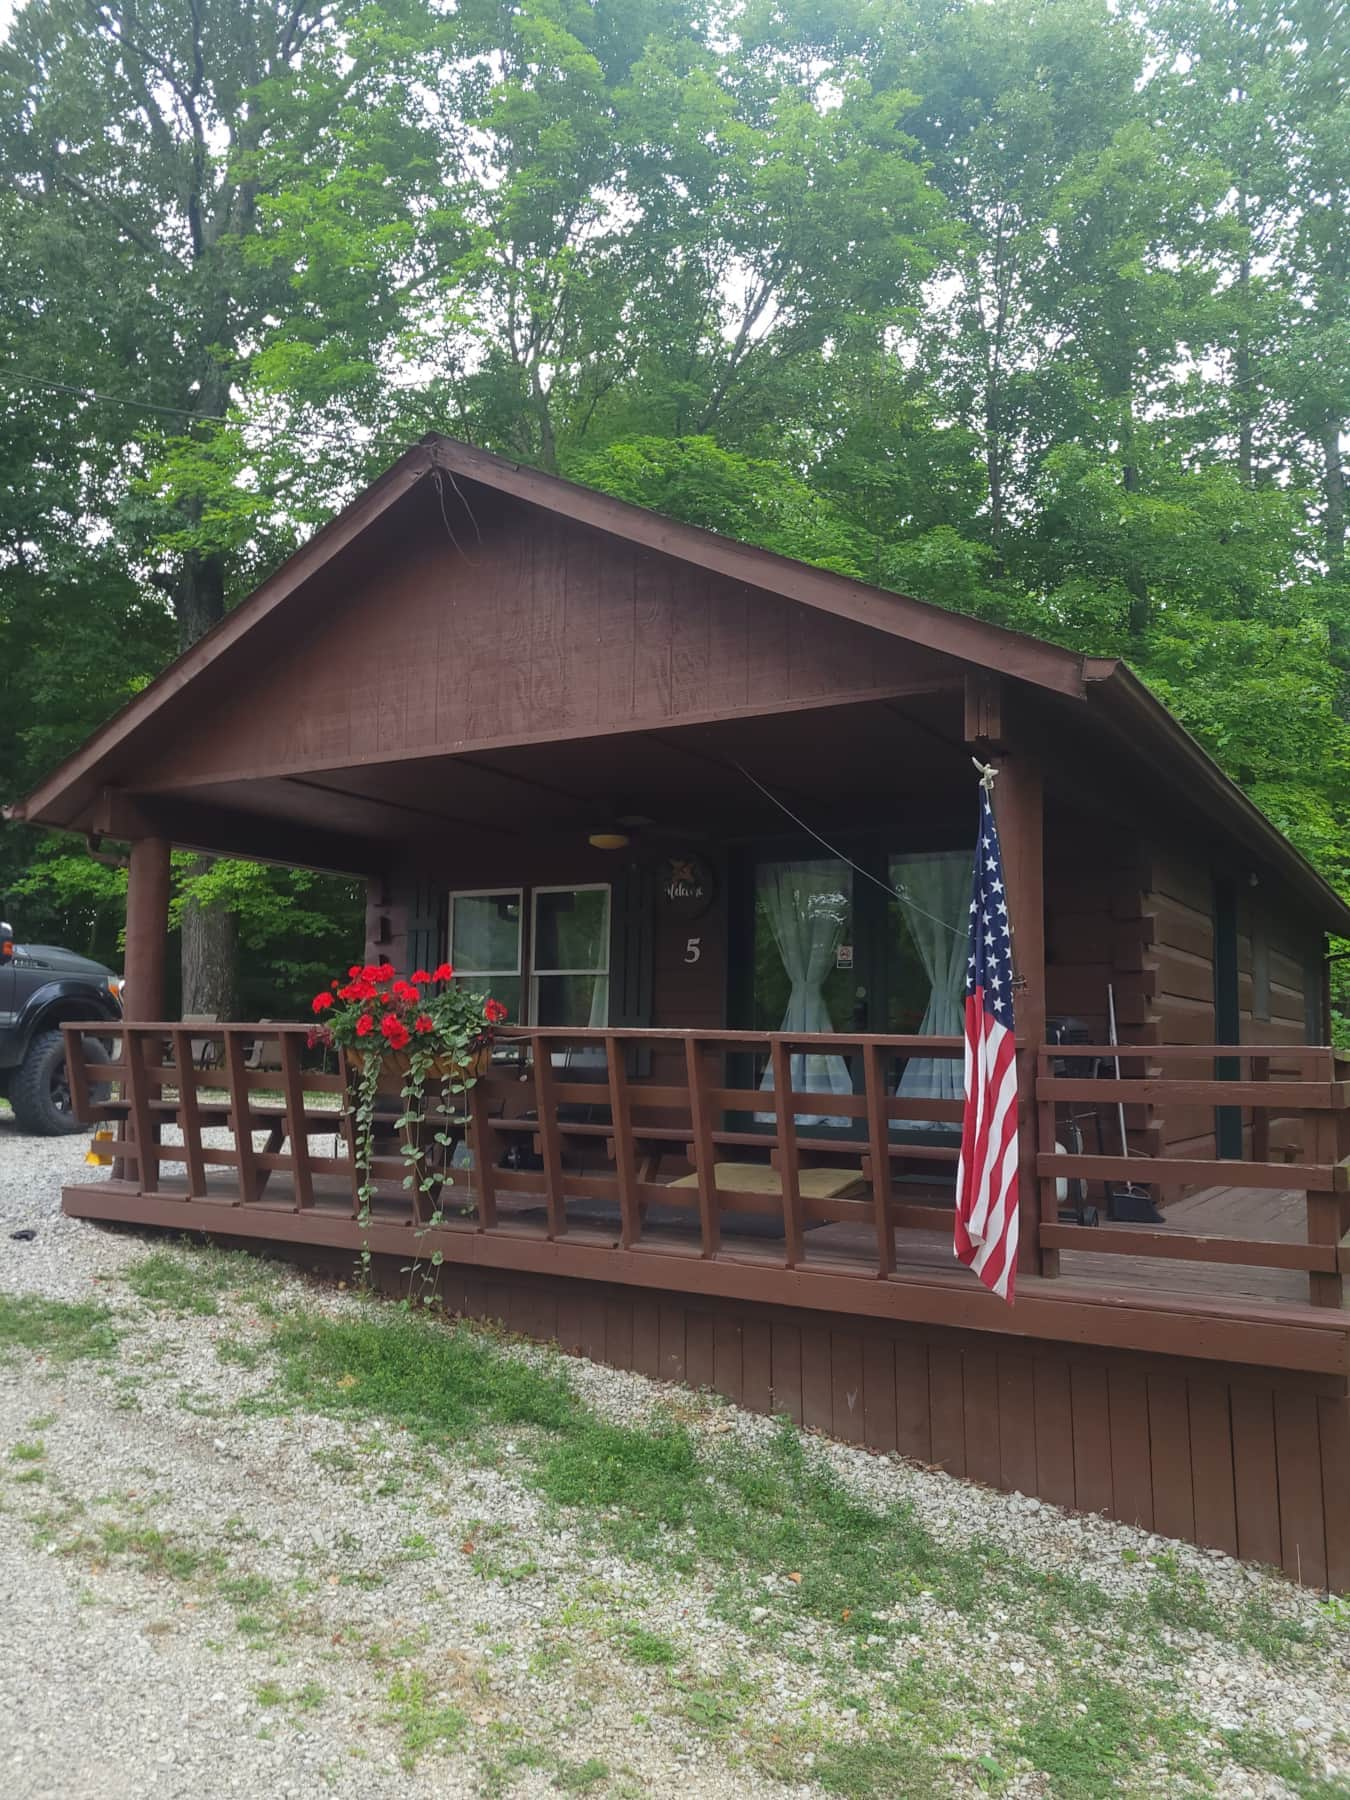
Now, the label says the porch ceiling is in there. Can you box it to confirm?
[124,693,974,868]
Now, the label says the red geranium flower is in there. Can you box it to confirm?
[348,964,363,979]
[376,962,396,981]
[410,969,431,985]
[387,1021,410,1050]
[379,1012,403,1039]
[484,998,508,1024]
[355,1013,374,1038]
[361,964,382,982]
[432,961,454,981]
[392,979,420,1005]
[311,991,334,1014]
[414,1014,434,1034]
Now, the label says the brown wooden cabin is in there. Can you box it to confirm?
[13,434,1350,1588]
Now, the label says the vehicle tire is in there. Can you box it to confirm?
[10,1031,110,1136]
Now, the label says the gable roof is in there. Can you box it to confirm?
[11,432,1348,933]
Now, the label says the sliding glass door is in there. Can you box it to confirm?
[738,841,969,1136]
[752,858,854,1125]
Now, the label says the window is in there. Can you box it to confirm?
[447,885,610,1027]
[531,885,610,1027]
[449,890,522,1025]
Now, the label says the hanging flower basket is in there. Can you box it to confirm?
[306,960,509,1225]
[346,1042,492,1092]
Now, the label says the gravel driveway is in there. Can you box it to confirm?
[0,1121,1347,1800]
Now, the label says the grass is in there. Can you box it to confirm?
[254,1302,1350,1795]
[272,1310,577,1441]
[1223,1727,1350,1800]
[554,1757,608,1792]
[16,1262,1337,1798]
[0,1293,119,1364]
[382,1668,467,1768]
[95,1522,220,1582]
[125,1243,280,1316]
[617,1624,676,1667]
[255,1679,325,1715]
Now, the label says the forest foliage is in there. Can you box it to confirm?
[0,0,1345,1014]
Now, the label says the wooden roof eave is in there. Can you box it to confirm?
[1083,660,1350,936]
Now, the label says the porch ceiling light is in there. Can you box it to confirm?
[587,827,631,851]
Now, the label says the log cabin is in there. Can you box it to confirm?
[12,434,1350,1588]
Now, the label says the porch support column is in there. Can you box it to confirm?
[991,752,1049,1280]
[124,836,172,1022]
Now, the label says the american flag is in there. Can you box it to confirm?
[954,780,1020,1302]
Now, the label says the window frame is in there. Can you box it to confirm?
[446,883,612,1027]
[447,887,525,1018]
[528,882,612,1027]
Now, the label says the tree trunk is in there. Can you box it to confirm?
[985,371,1005,566]
[1324,418,1349,706]
[1324,417,1346,580]
[1236,188,1254,486]
[175,546,226,652]
[181,858,238,1019]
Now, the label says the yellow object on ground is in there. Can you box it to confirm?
[85,1130,115,1167]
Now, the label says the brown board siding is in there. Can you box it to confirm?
[133,500,964,793]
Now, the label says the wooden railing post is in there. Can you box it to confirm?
[1037,1046,1060,1277]
[606,1033,642,1248]
[531,1035,567,1239]
[122,1027,158,1195]
[1250,1055,1271,1166]
[465,1074,498,1230]
[171,1028,207,1199]
[993,749,1045,1278]
[278,1032,314,1211]
[222,1029,258,1205]
[863,1043,894,1276]
[1308,1105,1344,1308]
[684,1036,722,1258]
[769,1038,805,1268]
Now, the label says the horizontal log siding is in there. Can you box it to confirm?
[1141,849,1221,1169]
[1139,842,1322,1184]
[1043,807,1156,1156]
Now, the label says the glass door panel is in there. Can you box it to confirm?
[887,850,969,1128]
[752,857,854,1126]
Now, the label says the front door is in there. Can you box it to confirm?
[740,845,969,1134]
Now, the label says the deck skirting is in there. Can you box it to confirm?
[64,1182,1350,1591]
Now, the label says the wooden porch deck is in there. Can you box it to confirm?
[60,1021,1350,1378]
[65,1159,1350,1377]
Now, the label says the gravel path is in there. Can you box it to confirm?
[0,1121,1347,1800]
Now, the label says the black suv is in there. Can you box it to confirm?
[0,922,123,1134]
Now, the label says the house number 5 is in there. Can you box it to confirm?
[684,937,702,964]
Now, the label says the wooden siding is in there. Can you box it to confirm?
[1143,846,1222,1163]
[133,498,962,794]
[1138,840,1322,1175]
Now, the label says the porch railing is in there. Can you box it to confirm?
[62,1023,965,1278]
[1036,1042,1350,1307]
[61,1023,1350,1308]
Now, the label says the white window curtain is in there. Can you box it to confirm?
[890,851,970,1124]
[756,860,853,1127]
